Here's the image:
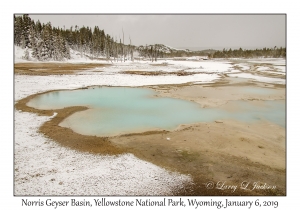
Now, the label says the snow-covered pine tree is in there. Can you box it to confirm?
[14,15,23,46]
[29,24,39,60]
[22,48,30,60]
[52,31,61,61]
[21,14,32,49]
[41,22,53,61]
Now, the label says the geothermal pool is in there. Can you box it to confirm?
[27,87,285,136]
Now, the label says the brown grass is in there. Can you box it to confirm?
[14,63,111,75]
[122,70,202,76]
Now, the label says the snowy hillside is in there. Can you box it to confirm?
[15,46,107,63]
[136,44,191,55]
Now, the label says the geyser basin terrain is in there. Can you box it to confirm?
[27,87,285,136]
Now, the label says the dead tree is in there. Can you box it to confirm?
[122,28,125,62]
[129,36,134,62]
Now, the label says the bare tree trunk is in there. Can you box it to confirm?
[151,46,153,62]
[113,43,116,62]
[154,44,157,62]
[129,36,134,62]
[105,38,110,62]
[122,28,125,62]
[116,42,118,62]
[91,37,94,60]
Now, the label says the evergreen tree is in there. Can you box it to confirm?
[40,22,53,60]
[14,15,23,46]
[22,48,30,60]
[21,14,32,48]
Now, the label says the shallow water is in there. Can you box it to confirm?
[27,87,285,136]
[239,86,276,95]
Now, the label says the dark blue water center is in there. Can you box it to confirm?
[27,87,285,136]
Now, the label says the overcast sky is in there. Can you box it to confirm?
[28,14,285,50]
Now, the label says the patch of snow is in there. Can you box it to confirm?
[167,60,232,73]
[256,66,270,71]
[15,73,221,101]
[67,49,109,64]
[247,58,286,66]
[14,46,108,64]
[274,66,286,72]
[256,66,285,75]
[235,63,250,71]
[14,46,36,63]
[186,56,207,61]
[226,69,241,74]
[163,45,189,52]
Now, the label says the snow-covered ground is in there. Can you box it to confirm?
[255,66,285,76]
[15,110,191,195]
[274,65,286,73]
[247,58,286,66]
[233,63,251,71]
[256,66,270,71]
[224,58,286,82]
[14,46,286,195]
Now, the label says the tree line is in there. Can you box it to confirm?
[14,14,136,62]
[208,47,286,59]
